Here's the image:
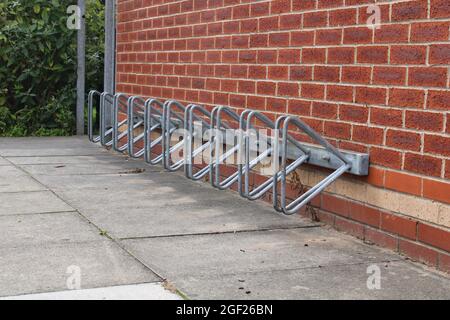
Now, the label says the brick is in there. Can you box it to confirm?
[329,8,357,26]
[342,66,371,84]
[399,240,439,267]
[290,66,313,81]
[404,153,442,177]
[335,216,364,239]
[424,135,450,157]
[357,46,389,64]
[288,99,311,116]
[327,85,354,103]
[291,31,315,46]
[375,24,409,43]
[370,107,403,128]
[381,213,417,240]
[344,27,373,44]
[439,253,450,273]
[302,84,325,99]
[430,0,450,18]
[427,90,450,111]
[429,44,450,64]
[355,87,386,105]
[269,32,290,47]
[408,67,447,87]
[386,129,421,152]
[304,11,328,28]
[324,121,351,139]
[321,193,350,217]
[365,166,385,188]
[277,82,299,97]
[311,101,338,119]
[373,67,406,86]
[364,228,398,251]
[314,66,340,82]
[349,202,381,228]
[385,170,422,196]
[423,179,450,204]
[339,104,368,123]
[391,0,428,21]
[353,126,384,145]
[266,97,287,113]
[327,47,355,64]
[278,49,300,64]
[257,81,276,95]
[302,48,326,63]
[405,111,443,132]
[316,29,342,45]
[268,66,288,80]
[389,88,425,109]
[280,13,302,30]
[411,22,449,42]
[391,46,427,65]
[370,147,402,169]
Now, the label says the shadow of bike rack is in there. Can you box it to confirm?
[89,91,369,215]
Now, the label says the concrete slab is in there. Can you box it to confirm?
[0,212,101,248]
[0,165,47,193]
[172,261,450,300]
[0,191,73,215]
[122,228,401,278]
[0,240,160,297]
[1,283,181,300]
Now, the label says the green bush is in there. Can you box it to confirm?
[0,0,104,136]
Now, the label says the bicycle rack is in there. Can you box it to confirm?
[143,98,165,165]
[89,90,369,216]
[100,92,115,147]
[273,116,354,215]
[184,105,213,181]
[210,106,246,191]
[127,96,146,158]
[112,93,131,153]
[239,111,310,202]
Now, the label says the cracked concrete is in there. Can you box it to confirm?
[0,136,448,299]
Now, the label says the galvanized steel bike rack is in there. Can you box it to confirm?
[113,93,131,153]
[89,91,369,216]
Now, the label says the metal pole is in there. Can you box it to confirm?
[104,0,116,127]
[76,0,86,135]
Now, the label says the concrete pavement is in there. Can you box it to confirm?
[0,137,448,299]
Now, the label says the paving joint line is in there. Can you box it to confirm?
[119,225,323,241]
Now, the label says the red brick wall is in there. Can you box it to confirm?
[115,0,450,272]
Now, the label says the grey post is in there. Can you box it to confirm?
[76,0,86,135]
[104,0,116,128]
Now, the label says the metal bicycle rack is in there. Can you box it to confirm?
[112,93,132,153]
[89,91,369,216]
[143,98,165,165]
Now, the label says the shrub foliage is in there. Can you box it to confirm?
[0,0,104,136]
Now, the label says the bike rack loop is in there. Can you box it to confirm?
[88,90,102,143]
[273,116,353,215]
[184,104,214,181]
[113,93,132,153]
[127,96,146,158]
[143,98,166,165]
[100,92,115,147]
[240,111,310,202]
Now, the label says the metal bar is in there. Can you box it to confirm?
[76,0,85,135]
